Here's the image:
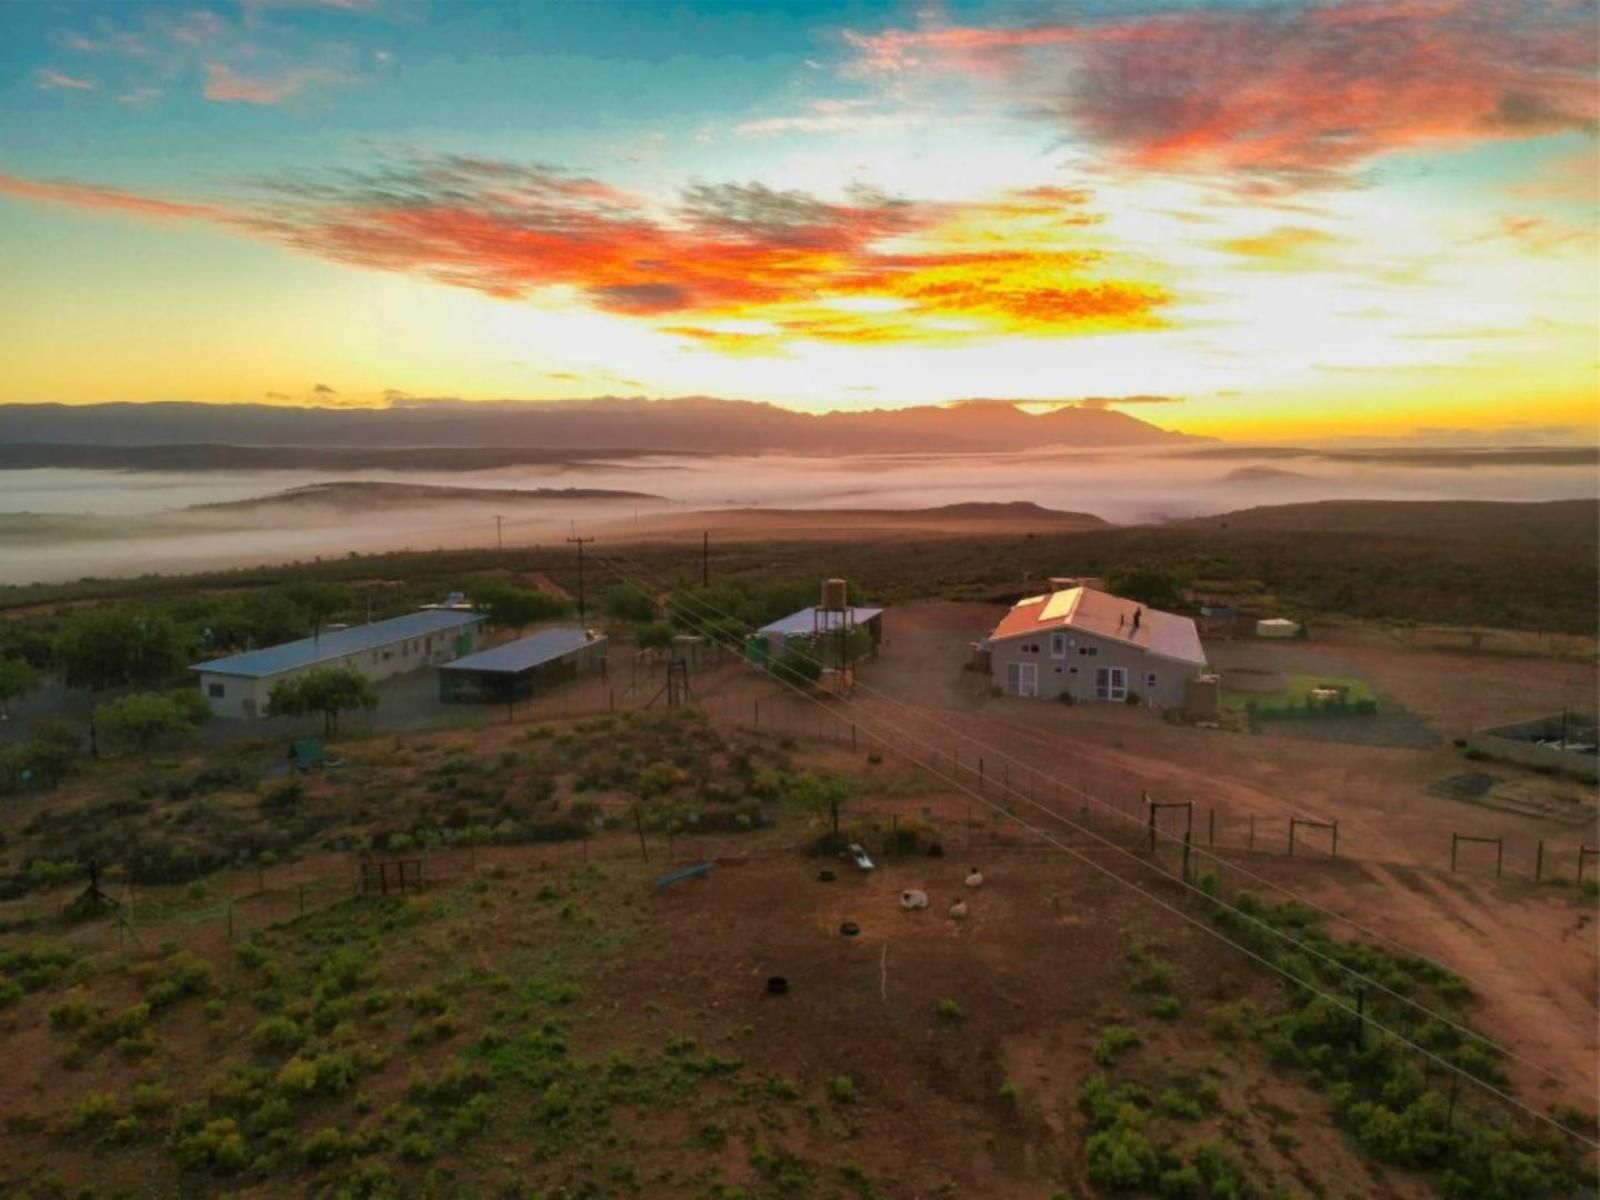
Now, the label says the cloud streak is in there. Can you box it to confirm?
[845,1,1599,188]
[0,155,1170,350]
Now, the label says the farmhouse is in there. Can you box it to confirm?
[984,585,1206,708]
[438,627,608,704]
[192,609,484,719]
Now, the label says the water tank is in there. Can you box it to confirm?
[820,578,848,611]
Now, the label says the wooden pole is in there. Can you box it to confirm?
[1536,839,1544,883]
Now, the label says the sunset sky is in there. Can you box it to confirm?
[0,0,1595,440]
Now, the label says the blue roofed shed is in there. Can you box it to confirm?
[438,627,607,704]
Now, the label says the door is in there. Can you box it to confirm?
[1095,666,1127,701]
[1006,661,1038,697]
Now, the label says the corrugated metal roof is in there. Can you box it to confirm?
[192,609,484,678]
[989,586,1205,666]
[757,606,884,637]
[439,628,605,675]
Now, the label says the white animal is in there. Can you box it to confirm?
[899,889,929,910]
[948,899,969,920]
[965,867,985,888]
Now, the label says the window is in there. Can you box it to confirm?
[207,682,225,698]
[1051,633,1067,658]
[1078,645,1098,657]
[1005,661,1038,697]
[1145,672,1157,688]
[1095,666,1128,701]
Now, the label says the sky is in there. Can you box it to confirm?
[0,0,1596,441]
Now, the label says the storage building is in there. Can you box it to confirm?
[192,609,484,719]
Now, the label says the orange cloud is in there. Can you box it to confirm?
[0,174,226,222]
[845,1,1599,188]
[0,156,1171,349]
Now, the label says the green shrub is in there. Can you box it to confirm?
[1085,1121,1157,1190]
[301,1126,352,1163]
[249,1016,304,1053]
[1092,1025,1141,1066]
[175,1118,249,1174]
[935,998,963,1021]
[827,1075,856,1104]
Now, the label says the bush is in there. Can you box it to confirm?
[827,1075,856,1104]
[175,1118,250,1174]
[250,1016,305,1053]
[1085,1121,1158,1190]
[1092,1025,1142,1066]
[935,998,963,1021]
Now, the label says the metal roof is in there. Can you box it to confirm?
[191,609,484,678]
[757,606,884,637]
[989,586,1206,666]
[439,627,605,675]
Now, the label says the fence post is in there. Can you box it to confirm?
[1207,808,1215,846]
[1450,834,1458,872]
[1331,821,1339,859]
[1496,839,1503,879]
[754,699,759,727]
[851,723,857,752]
[1535,840,1543,883]
[978,757,985,797]
[1181,830,1192,883]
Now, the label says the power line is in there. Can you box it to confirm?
[594,546,1589,1113]
[592,548,1596,1150]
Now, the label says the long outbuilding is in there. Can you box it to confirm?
[438,627,607,704]
[192,609,485,719]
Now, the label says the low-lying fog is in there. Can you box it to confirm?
[1,446,1594,586]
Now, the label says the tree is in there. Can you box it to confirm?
[1105,564,1190,610]
[0,656,39,719]
[267,666,378,735]
[791,772,852,841]
[772,641,822,688]
[280,581,353,627]
[96,691,208,759]
[471,584,571,632]
[634,622,676,653]
[603,586,657,625]
[53,607,188,755]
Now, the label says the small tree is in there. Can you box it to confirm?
[54,607,188,754]
[0,656,39,719]
[268,666,377,735]
[96,691,208,759]
[603,586,657,625]
[634,622,676,653]
[792,772,852,841]
[772,642,822,688]
[280,581,353,628]
[472,584,571,632]
[1105,564,1189,610]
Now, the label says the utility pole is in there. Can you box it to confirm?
[566,530,595,620]
[494,515,504,552]
[702,530,709,588]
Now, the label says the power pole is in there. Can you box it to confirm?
[702,530,709,588]
[494,515,504,552]
[566,532,595,619]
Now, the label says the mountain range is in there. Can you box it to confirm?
[0,396,1205,457]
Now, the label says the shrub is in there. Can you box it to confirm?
[277,1056,319,1096]
[935,998,963,1021]
[1092,1025,1142,1066]
[72,1091,123,1133]
[175,1118,249,1174]
[301,1126,352,1163]
[1085,1122,1157,1190]
[250,1016,304,1053]
[827,1075,856,1104]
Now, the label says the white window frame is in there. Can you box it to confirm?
[1005,661,1038,697]
[1051,633,1068,659]
[1095,666,1127,701]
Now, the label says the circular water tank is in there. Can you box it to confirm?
[821,578,848,611]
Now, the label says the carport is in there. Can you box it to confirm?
[437,628,607,704]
